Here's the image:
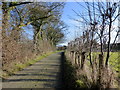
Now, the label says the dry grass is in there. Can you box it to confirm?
[2,34,55,79]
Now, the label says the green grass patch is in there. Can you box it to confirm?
[87,52,120,72]
[109,52,120,72]
[76,79,87,88]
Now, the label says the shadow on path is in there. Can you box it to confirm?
[2,52,65,89]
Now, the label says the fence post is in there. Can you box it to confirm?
[81,52,86,70]
[98,54,103,88]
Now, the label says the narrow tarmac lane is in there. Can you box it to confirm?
[2,52,64,89]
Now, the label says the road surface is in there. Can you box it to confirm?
[2,52,64,89]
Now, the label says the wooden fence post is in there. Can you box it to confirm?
[98,54,103,88]
[81,52,86,70]
[78,54,80,67]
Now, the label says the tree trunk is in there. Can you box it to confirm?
[33,25,43,53]
[75,52,77,65]
[98,54,103,88]
[78,54,80,67]
[33,30,37,53]
[105,14,112,67]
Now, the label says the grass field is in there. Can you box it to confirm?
[91,52,120,71]
[109,52,120,72]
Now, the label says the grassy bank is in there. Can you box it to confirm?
[63,53,93,89]
[63,54,78,89]
[64,51,120,88]
[2,51,57,79]
[63,52,81,90]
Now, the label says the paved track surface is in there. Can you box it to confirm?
[2,52,63,89]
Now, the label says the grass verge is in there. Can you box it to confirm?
[63,53,81,89]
